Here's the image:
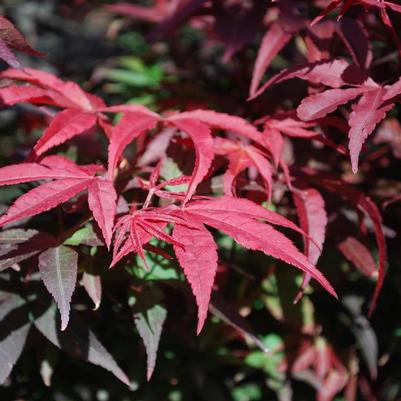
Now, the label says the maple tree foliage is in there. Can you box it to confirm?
[0,2,399,400]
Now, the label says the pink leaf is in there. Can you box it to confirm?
[172,118,214,204]
[39,245,78,331]
[87,177,117,249]
[383,77,401,101]
[173,221,218,334]
[107,112,159,179]
[297,87,365,121]
[0,16,42,67]
[262,127,284,167]
[245,146,273,199]
[348,88,394,173]
[82,271,102,310]
[0,86,54,106]
[250,22,293,97]
[32,109,97,157]
[338,236,377,278]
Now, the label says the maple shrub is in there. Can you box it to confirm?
[0,1,401,400]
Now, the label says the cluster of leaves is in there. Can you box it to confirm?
[0,1,400,400]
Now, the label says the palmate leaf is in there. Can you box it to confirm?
[173,221,218,334]
[309,174,386,314]
[0,179,92,227]
[250,22,293,98]
[107,111,159,179]
[180,209,336,298]
[168,110,265,148]
[39,245,78,331]
[348,88,394,173]
[0,157,117,247]
[32,109,98,157]
[293,188,327,303]
[172,118,214,204]
[87,178,117,249]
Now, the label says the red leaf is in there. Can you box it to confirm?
[107,112,159,179]
[105,1,168,22]
[251,59,361,99]
[172,118,214,204]
[250,22,293,97]
[32,109,98,157]
[245,146,273,199]
[185,196,306,236]
[338,236,377,278]
[0,178,91,227]
[0,15,42,67]
[223,151,251,196]
[293,189,327,265]
[315,177,386,314]
[182,199,336,298]
[262,127,283,167]
[173,221,218,333]
[0,162,86,186]
[39,245,78,330]
[293,188,327,303]
[348,88,394,173]
[168,110,265,147]
[87,177,117,249]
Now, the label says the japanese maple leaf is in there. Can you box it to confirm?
[311,0,401,53]
[108,109,266,204]
[0,155,116,248]
[111,196,336,333]
[0,15,43,68]
[304,170,386,315]
[214,137,273,199]
[259,114,347,166]
[105,0,175,23]
[292,188,327,303]
[0,68,159,158]
[291,338,348,401]
[249,0,372,98]
[256,59,401,172]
